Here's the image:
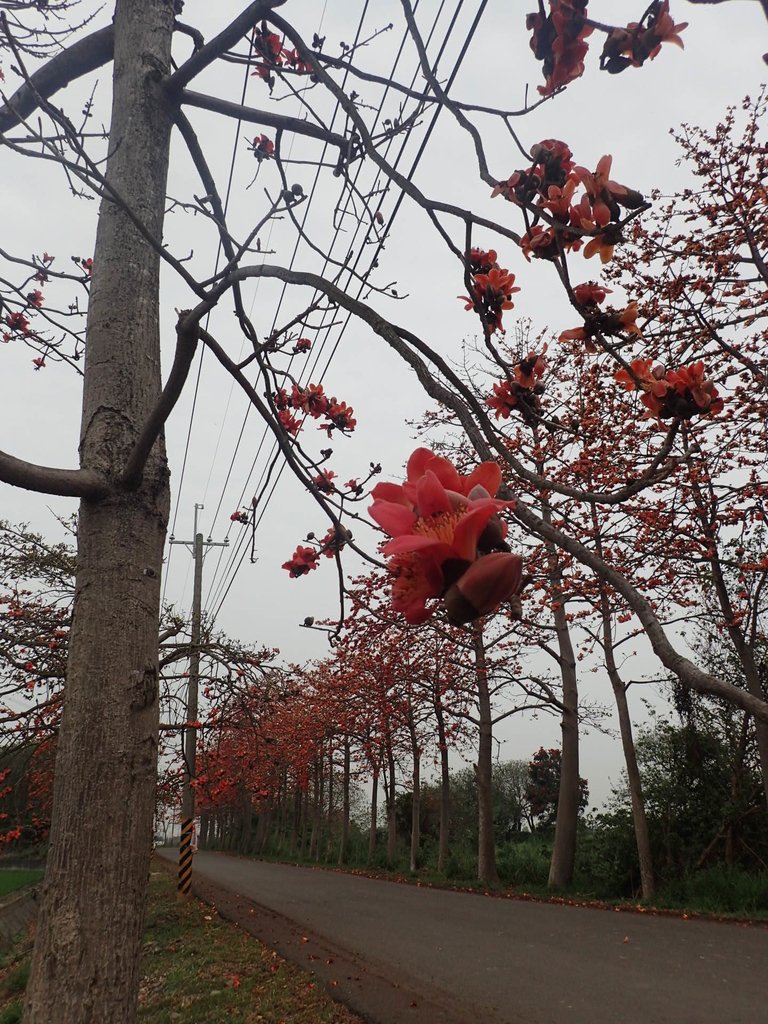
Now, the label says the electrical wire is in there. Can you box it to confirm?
[205,0,471,619]
[206,1,486,625]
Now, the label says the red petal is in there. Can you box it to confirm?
[406,448,437,481]
[414,470,451,517]
[465,460,502,498]
[451,504,500,561]
[370,481,411,506]
[369,501,417,537]
[421,454,463,493]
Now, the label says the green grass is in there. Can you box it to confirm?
[0,871,42,899]
[0,870,361,1024]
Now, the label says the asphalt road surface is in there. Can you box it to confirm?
[157,849,766,1024]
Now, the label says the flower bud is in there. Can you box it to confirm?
[444,552,523,625]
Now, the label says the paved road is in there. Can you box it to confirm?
[158,850,766,1024]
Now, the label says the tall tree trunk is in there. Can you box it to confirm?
[368,763,379,864]
[338,737,351,865]
[309,759,322,861]
[326,748,335,860]
[608,670,655,899]
[24,4,174,1021]
[408,707,421,874]
[473,623,499,885]
[547,594,580,889]
[539,506,581,890]
[386,738,397,863]
[433,686,450,874]
[290,787,301,854]
[239,789,252,854]
[591,507,655,900]
[605,651,656,900]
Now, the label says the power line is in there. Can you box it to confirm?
[207,1,484,627]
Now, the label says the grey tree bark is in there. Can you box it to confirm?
[432,683,451,874]
[23,2,174,1020]
[473,622,499,886]
[407,705,421,873]
[368,763,379,864]
[338,736,351,865]
[544,534,581,890]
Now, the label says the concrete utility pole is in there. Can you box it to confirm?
[169,503,228,894]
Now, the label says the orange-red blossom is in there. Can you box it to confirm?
[369,448,523,625]
[614,358,724,419]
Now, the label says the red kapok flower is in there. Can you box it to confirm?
[319,525,349,558]
[278,408,302,436]
[325,399,356,433]
[573,281,612,306]
[291,383,328,418]
[444,552,523,625]
[460,265,521,335]
[312,470,336,494]
[6,312,30,334]
[253,134,275,160]
[282,545,319,578]
[369,449,515,624]
[487,379,518,419]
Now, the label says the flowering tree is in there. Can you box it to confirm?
[0,1,765,1021]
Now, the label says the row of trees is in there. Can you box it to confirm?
[0,2,766,1021]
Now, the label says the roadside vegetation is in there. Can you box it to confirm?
[0,871,360,1024]
[0,872,42,900]
[200,704,768,922]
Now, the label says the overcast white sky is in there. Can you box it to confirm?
[1,0,766,805]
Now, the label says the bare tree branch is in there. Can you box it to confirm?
[179,88,349,151]
[165,0,287,93]
[0,450,109,498]
[119,312,200,491]
[0,23,113,134]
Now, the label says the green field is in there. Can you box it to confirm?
[0,872,42,900]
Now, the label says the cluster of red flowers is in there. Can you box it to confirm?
[559,281,641,349]
[281,544,319,578]
[312,469,336,494]
[273,383,356,438]
[282,524,350,576]
[368,448,523,625]
[459,247,520,335]
[318,525,349,559]
[614,359,724,420]
[528,0,592,96]
[292,337,312,353]
[251,134,275,162]
[252,23,312,91]
[230,509,249,524]
[486,348,548,423]
[493,139,644,266]
[34,252,54,284]
[600,2,687,74]
[4,311,31,338]
[528,1,687,94]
